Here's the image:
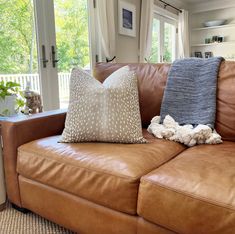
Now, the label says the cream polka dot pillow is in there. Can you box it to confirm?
[60,66,146,143]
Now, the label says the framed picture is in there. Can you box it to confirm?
[118,0,136,37]
[194,52,202,58]
[205,52,213,58]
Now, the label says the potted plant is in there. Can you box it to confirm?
[0,81,24,116]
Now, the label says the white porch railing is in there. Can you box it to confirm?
[0,73,71,99]
[58,73,70,99]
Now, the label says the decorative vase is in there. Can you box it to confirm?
[0,95,17,116]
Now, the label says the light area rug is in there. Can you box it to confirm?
[0,202,75,234]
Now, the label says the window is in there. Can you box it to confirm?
[150,8,178,63]
[151,17,160,62]
[0,0,91,111]
[53,0,91,108]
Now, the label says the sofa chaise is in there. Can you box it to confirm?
[2,61,235,234]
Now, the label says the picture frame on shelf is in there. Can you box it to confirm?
[195,52,203,58]
[118,0,136,37]
[205,52,213,58]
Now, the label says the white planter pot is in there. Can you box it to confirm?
[0,95,17,116]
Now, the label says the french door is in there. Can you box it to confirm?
[0,0,91,111]
[34,0,91,110]
[34,0,59,110]
[150,13,177,63]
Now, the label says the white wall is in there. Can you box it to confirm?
[115,0,141,62]
[115,0,187,63]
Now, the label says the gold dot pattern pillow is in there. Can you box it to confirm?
[60,66,146,143]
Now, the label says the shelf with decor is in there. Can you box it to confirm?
[192,24,235,31]
[189,6,235,59]
[191,41,235,47]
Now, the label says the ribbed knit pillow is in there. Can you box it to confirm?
[60,66,146,143]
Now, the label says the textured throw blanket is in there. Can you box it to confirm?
[148,57,224,147]
[160,57,223,128]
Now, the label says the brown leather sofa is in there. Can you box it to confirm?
[2,61,235,234]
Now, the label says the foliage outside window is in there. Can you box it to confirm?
[54,0,90,71]
[0,0,37,74]
[149,18,160,63]
[150,15,176,63]
[0,0,90,74]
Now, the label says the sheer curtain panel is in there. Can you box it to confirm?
[139,0,154,62]
[96,0,116,61]
[178,9,190,58]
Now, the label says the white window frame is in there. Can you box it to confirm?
[34,0,60,111]
[87,0,102,67]
[153,6,178,63]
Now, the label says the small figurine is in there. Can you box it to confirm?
[23,81,43,114]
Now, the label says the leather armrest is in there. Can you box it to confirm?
[1,109,66,206]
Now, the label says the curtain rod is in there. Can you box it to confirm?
[158,0,182,13]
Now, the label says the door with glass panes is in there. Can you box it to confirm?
[0,0,91,111]
[150,13,177,63]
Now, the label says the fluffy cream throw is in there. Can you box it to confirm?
[148,115,222,147]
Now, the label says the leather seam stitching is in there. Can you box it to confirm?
[19,175,137,215]
[138,191,183,234]
[18,149,138,181]
[142,179,235,212]
[18,153,138,214]
[18,145,185,182]
[134,146,186,215]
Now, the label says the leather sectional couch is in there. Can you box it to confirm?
[2,61,235,234]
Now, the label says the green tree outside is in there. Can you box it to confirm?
[149,18,160,63]
[149,19,174,63]
[0,0,90,74]
[54,0,90,71]
[0,0,37,74]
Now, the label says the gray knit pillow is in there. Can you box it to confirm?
[60,66,146,143]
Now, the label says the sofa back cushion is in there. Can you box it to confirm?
[93,63,171,128]
[215,61,235,141]
[93,61,235,141]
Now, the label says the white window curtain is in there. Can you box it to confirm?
[96,0,116,61]
[178,9,190,58]
[139,0,154,62]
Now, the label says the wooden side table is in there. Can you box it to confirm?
[0,121,6,211]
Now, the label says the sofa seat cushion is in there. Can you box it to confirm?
[138,141,235,234]
[17,129,185,215]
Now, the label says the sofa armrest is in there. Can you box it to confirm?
[1,109,66,206]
